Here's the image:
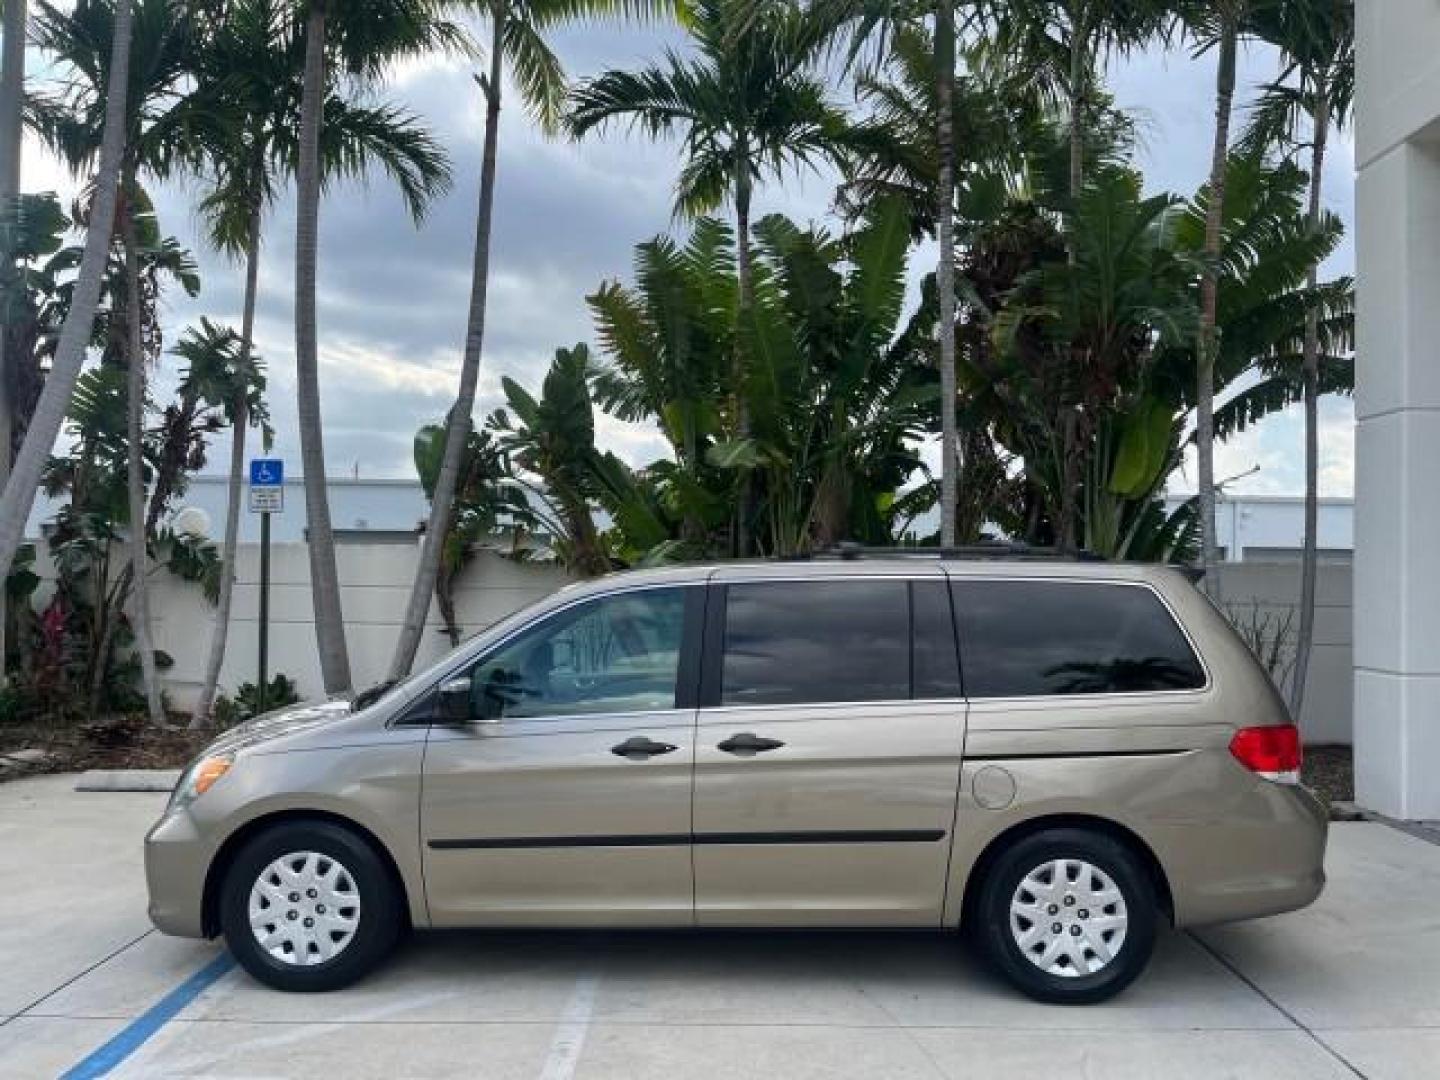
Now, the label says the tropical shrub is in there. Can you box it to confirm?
[212,673,301,728]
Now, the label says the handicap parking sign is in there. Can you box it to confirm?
[249,459,284,486]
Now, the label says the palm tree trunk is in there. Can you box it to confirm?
[193,197,262,728]
[389,15,505,680]
[936,0,958,547]
[435,550,460,648]
[733,150,755,557]
[0,0,25,675]
[564,493,607,578]
[1196,11,1238,594]
[0,0,132,625]
[122,187,166,727]
[294,0,351,696]
[1068,8,1085,212]
[1290,74,1330,721]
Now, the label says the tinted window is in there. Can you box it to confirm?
[467,588,687,719]
[913,581,962,699]
[952,581,1205,697]
[721,581,910,706]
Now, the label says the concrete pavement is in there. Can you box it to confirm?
[1,773,1434,1079]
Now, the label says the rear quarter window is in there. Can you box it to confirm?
[951,580,1206,697]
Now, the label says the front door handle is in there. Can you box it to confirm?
[611,736,678,760]
[717,732,786,754]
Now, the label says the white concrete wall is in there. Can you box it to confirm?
[1215,562,1354,746]
[1355,0,1440,818]
[104,545,571,707]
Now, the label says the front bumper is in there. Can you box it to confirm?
[144,809,214,939]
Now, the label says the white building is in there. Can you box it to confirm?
[1354,1,1440,819]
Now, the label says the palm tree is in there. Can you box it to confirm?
[1242,0,1353,717]
[181,322,271,729]
[933,0,959,547]
[30,0,199,725]
[0,0,133,695]
[388,0,668,680]
[981,1,1170,551]
[568,0,844,557]
[0,0,26,671]
[190,0,451,716]
[792,0,979,548]
[831,10,1056,547]
[292,0,459,696]
[1181,0,1250,590]
[989,1,1171,218]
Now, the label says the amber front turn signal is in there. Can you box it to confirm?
[192,756,233,796]
[168,753,235,813]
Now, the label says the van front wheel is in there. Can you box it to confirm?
[974,828,1157,1004]
[219,820,402,992]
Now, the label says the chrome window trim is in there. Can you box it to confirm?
[945,574,1213,700]
[715,572,944,584]
[697,697,967,717]
[430,706,696,733]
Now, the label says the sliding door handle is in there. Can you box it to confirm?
[611,736,678,760]
[717,732,785,754]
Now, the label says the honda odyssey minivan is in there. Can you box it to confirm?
[146,551,1326,1004]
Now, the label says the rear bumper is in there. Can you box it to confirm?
[1165,781,1328,928]
[144,809,213,939]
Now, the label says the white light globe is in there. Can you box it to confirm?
[172,506,211,539]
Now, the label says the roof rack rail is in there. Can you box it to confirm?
[799,542,1108,563]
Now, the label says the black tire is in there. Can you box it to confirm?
[219,820,403,992]
[973,828,1158,1004]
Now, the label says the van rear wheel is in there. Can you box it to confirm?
[219,821,402,992]
[974,828,1157,1004]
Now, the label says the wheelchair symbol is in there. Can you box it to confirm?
[250,459,283,486]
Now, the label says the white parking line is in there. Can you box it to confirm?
[538,974,601,1080]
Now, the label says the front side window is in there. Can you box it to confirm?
[720,580,912,706]
[465,588,688,720]
[952,580,1206,697]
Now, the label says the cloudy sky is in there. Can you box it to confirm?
[18,22,1357,499]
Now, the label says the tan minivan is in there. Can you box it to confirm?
[146,551,1327,1003]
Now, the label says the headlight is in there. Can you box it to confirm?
[168,753,235,813]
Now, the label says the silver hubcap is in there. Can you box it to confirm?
[248,851,361,967]
[1009,858,1128,978]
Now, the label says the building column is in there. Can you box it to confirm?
[1354,128,1440,819]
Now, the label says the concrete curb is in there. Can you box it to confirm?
[74,769,182,793]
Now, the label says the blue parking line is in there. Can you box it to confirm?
[60,952,237,1079]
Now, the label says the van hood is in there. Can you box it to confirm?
[206,699,353,755]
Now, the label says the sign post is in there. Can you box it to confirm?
[248,459,284,714]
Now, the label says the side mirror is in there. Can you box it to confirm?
[437,677,476,723]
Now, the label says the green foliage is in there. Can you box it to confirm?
[412,423,536,643]
[212,674,301,728]
[568,0,845,221]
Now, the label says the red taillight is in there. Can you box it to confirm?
[1229,724,1302,784]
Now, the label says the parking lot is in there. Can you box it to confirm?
[1,774,1436,1079]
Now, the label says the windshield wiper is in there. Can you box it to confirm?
[351,679,398,712]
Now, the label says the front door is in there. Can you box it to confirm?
[692,573,967,927]
[421,584,702,927]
